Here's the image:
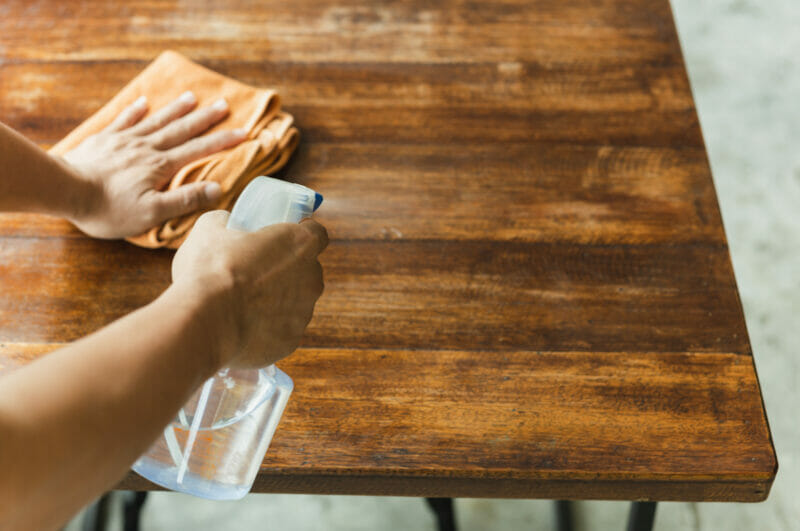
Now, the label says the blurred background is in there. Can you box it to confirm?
[67,0,799,529]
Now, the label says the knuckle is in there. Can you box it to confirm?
[120,107,136,122]
[176,122,192,136]
[116,135,148,153]
[289,315,308,338]
[290,228,315,257]
[186,137,210,157]
[217,252,239,280]
[205,134,226,151]
[311,261,324,291]
[293,223,316,245]
[149,152,172,170]
[148,131,167,147]
[318,226,329,249]
[170,124,194,143]
[105,133,127,150]
[122,150,142,166]
[301,221,328,250]
[198,107,217,122]
[145,203,162,226]
[182,186,202,209]
[314,276,325,297]
[195,210,228,231]
[127,134,147,147]
[268,223,300,248]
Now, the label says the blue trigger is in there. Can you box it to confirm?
[313,193,324,211]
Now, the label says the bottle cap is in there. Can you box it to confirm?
[228,177,322,232]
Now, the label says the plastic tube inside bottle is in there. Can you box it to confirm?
[176,377,213,483]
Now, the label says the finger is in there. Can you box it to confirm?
[104,96,149,132]
[178,210,229,255]
[129,91,198,136]
[193,209,230,232]
[151,181,223,224]
[150,98,230,150]
[297,219,330,256]
[309,259,325,297]
[167,128,247,168]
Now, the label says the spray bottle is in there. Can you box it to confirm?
[132,176,322,500]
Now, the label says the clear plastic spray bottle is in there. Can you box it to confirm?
[132,176,323,500]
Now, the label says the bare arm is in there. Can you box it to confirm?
[0,214,328,530]
[0,92,245,238]
[0,283,221,529]
[0,99,328,529]
[0,120,95,218]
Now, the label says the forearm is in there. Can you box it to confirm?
[0,121,95,218]
[0,283,223,530]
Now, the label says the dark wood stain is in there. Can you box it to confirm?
[0,0,775,501]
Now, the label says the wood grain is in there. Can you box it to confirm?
[0,61,702,149]
[0,1,681,64]
[0,0,776,502]
[0,235,750,354]
[0,344,775,501]
[0,142,726,245]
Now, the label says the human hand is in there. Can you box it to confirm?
[60,92,246,239]
[171,211,328,370]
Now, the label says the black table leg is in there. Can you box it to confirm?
[626,501,657,531]
[554,500,574,531]
[123,491,149,531]
[425,497,456,531]
[81,493,110,531]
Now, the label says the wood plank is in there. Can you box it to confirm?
[0,344,775,501]
[307,240,750,354]
[0,237,750,354]
[118,474,773,503]
[294,143,724,244]
[0,214,80,239]
[0,60,701,148]
[0,1,681,64]
[0,142,725,245]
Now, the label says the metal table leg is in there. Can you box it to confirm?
[123,491,149,531]
[91,492,655,531]
[81,493,111,531]
[425,497,456,531]
[554,500,574,531]
[626,501,657,531]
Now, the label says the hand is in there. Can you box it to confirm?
[171,211,329,369]
[60,91,246,239]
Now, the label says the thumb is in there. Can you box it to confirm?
[153,181,222,222]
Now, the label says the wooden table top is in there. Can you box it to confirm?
[0,0,776,502]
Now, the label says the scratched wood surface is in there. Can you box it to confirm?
[0,0,776,501]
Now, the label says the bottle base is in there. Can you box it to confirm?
[132,458,251,501]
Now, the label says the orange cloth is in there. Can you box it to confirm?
[50,50,300,249]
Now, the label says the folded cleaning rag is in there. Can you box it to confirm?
[50,50,300,249]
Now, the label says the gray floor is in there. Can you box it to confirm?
[68,0,800,529]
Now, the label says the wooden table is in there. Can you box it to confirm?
[0,0,776,520]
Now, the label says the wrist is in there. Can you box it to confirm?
[51,154,103,225]
[160,277,238,378]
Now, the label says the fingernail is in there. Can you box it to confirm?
[179,90,196,104]
[132,95,147,109]
[212,98,228,112]
[205,182,222,201]
[232,128,248,139]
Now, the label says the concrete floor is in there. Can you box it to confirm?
[68,0,800,529]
